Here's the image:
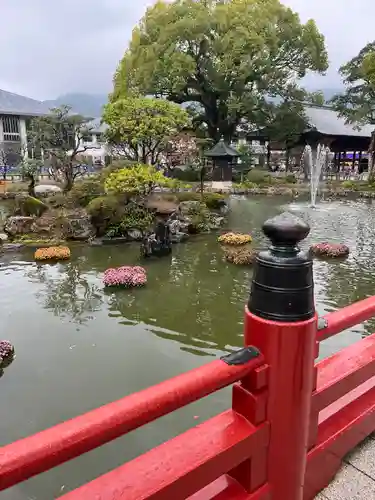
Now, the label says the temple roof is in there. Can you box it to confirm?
[205,138,240,157]
[304,106,374,138]
[0,89,50,116]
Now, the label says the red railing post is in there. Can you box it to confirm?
[245,213,317,500]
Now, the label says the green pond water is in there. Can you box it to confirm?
[2,195,375,499]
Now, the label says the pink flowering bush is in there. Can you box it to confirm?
[103,266,147,288]
[0,340,15,367]
[311,242,350,258]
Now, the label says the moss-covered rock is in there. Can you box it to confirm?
[15,195,48,217]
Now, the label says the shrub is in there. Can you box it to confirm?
[105,164,167,197]
[342,180,358,190]
[186,202,212,232]
[86,195,124,236]
[218,232,252,245]
[34,246,71,261]
[163,178,184,192]
[69,176,104,207]
[103,266,147,288]
[202,193,226,210]
[173,192,226,209]
[46,193,72,209]
[5,182,29,193]
[175,192,201,202]
[100,159,137,182]
[244,181,258,189]
[285,174,297,184]
[247,169,274,186]
[106,203,154,237]
[171,167,200,182]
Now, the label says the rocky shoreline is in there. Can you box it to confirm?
[0,195,227,254]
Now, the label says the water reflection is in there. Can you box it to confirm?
[105,240,250,355]
[285,198,375,338]
[26,260,103,325]
[4,196,375,352]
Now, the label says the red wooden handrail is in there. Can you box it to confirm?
[59,411,269,500]
[317,296,375,342]
[313,333,375,411]
[0,350,264,491]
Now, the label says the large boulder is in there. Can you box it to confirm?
[34,184,62,195]
[146,196,179,216]
[127,229,143,241]
[4,216,35,237]
[65,213,96,241]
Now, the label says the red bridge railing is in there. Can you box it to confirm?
[1,212,375,500]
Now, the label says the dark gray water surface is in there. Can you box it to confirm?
[2,196,375,499]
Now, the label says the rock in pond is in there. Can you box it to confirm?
[127,229,143,241]
[171,232,188,243]
[65,214,95,241]
[1,243,24,252]
[4,216,35,237]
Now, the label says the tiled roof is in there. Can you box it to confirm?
[0,88,50,116]
[205,138,240,157]
[88,118,107,134]
[305,106,374,138]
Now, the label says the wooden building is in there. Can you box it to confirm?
[246,105,374,172]
[205,138,240,189]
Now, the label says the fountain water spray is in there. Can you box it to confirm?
[302,144,331,207]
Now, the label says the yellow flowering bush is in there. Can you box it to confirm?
[35,246,71,261]
[105,164,168,197]
[218,232,252,246]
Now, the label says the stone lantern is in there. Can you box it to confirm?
[205,138,240,191]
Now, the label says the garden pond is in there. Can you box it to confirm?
[2,195,375,499]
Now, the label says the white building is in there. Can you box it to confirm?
[0,89,111,168]
[76,119,109,166]
[0,88,51,164]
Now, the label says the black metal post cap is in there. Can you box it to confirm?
[262,212,310,249]
[249,212,315,323]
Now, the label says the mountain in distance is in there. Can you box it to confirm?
[42,87,344,119]
[43,93,108,118]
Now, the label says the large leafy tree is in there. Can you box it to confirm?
[102,96,189,164]
[112,0,328,142]
[331,42,375,177]
[28,105,95,191]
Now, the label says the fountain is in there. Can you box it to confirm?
[302,144,331,207]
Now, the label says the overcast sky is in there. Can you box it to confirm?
[0,0,373,100]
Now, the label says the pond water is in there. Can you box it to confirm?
[2,195,375,499]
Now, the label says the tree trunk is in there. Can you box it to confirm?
[266,143,271,170]
[63,166,74,192]
[368,131,375,182]
[200,167,206,198]
[28,176,36,198]
[285,146,291,172]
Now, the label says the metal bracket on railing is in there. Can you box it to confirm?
[318,317,328,330]
[221,346,261,366]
